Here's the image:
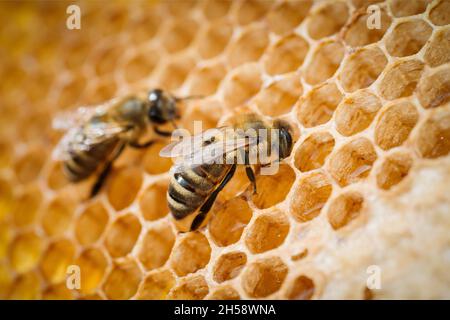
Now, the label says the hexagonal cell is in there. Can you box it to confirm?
[102,259,142,300]
[307,1,349,40]
[379,59,425,100]
[75,201,109,246]
[242,256,288,298]
[264,34,309,76]
[254,73,303,117]
[227,24,269,68]
[8,231,43,273]
[180,100,223,133]
[123,50,159,84]
[416,67,450,109]
[389,0,430,17]
[84,76,118,105]
[7,272,41,300]
[290,172,333,222]
[415,106,450,159]
[143,141,173,175]
[222,63,262,109]
[42,283,74,300]
[342,7,391,47]
[139,181,169,222]
[40,239,76,284]
[201,0,232,20]
[170,232,211,277]
[41,195,75,236]
[138,224,175,271]
[46,162,69,190]
[424,28,450,68]
[213,251,247,283]
[375,101,419,150]
[158,55,196,91]
[429,0,450,26]
[267,0,312,35]
[328,138,378,187]
[107,166,143,211]
[251,164,296,209]
[376,152,413,190]
[335,90,382,136]
[339,46,387,92]
[104,213,141,258]
[218,165,251,202]
[209,196,253,247]
[327,191,365,230]
[245,209,290,254]
[385,19,432,57]
[296,82,343,128]
[295,132,335,172]
[187,62,226,97]
[12,184,42,227]
[161,18,198,54]
[136,269,175,300]
[286,275,315,300]
[93,45,123,77]
[197,20,233,59]
[13,146,46,184]
[304,41,345,85]
[235,0,270,26]
[168,275,209,300]
[206,285,240,300]
[75,248,108,295]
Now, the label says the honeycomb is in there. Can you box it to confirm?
[0,0,449,300]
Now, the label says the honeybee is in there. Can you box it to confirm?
[53,89,199,197]
[159,113,294,232]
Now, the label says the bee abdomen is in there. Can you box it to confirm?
[168,177,206,220]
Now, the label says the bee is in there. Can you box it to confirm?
[53,89,199,197]
[159,113,294,232]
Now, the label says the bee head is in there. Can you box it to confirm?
[147,88,180,124]
[273,119,293,160]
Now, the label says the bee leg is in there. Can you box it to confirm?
[191,164,237,231]
[154,127,173,137]
[129,140,154,149]
[244,150,257,195]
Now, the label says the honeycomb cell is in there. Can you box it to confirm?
[254,74,303,117]
[188,62,226,96]
[84,76,118,105]
[385,19,432,57]
[296,82,343,128]
[102,259,142,300]
[46,162,69,190]
[41,196,75,236]
[209,196,253,247]
[56,74,87,109]
[75,202,109,246]
[375,101,419,150]
[75,248,108,295]
[0,179,13,221]
[170,232,211,277]
[40,239,75,284]
[235,0,270,26]
[197,20,233,59]
[143,141,173,175]
[307,1,349,40]
[14,146,46,184]
[389,0,430,17]
[213,251,247,283]
[93,45,122,77]
[136,269,175,300]
[158,55,195,91]
[376,152,413,190]
[8,272,41,300]
[251,164,296,209]
[328,138,378,187]
[416,67,450,109]
[242,257,288,298]
[123,50,159,83]
[424,28,450,68]
[290,172,333,222]
[304,41,345,85]
[429,0,450,26]
[267,0,312,35]
[168,275,209,300]
[12,184,42,227]
[139,181,169,222]
[227,24,269,68]
[286,275,315,300]
[342,7,391,47]
[206,285,240,300]
[161,18,198,54]
[222,63,261,109]
[378,59,425,100]
[9,232,43,273]
[42,283,74,300]
[415,106,450,159]
[264,34,309,76]
[202,0,231,20]
[294,132,335,172]
[138,224,175,271]
[352,0,384,9]
[105,213,141,258]
[327,191,365,230]
[335,90,382,136]
[339,46,387,92]
[107,166,143,211]
[245,210,289,254]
